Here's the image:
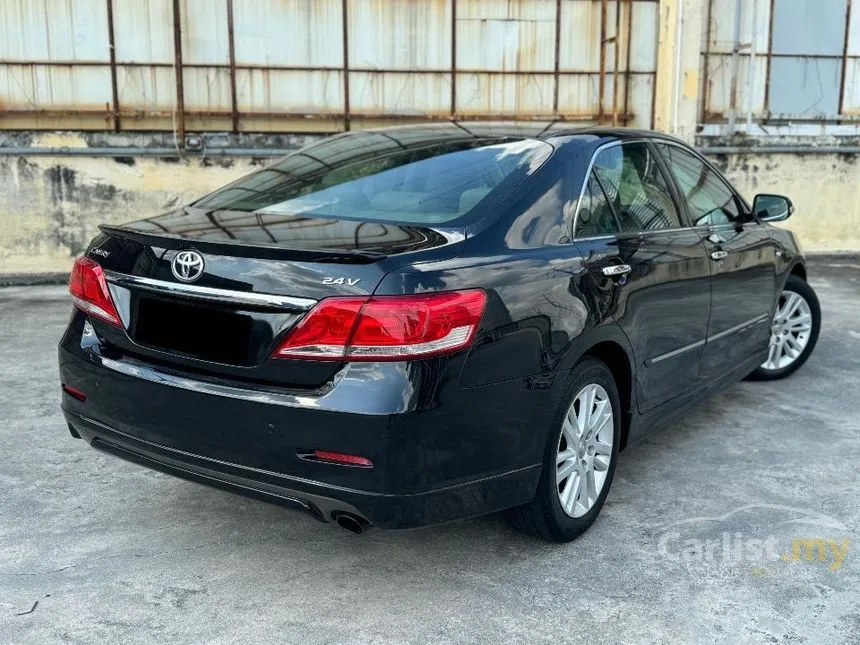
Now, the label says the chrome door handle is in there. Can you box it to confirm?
[602,264,632,276]
[710,250,728,261]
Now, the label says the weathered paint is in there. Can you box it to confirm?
[0,152,258,274]
[0,0,659,129]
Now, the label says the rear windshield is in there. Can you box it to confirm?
[193,134,552,225]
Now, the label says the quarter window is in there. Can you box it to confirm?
[658,144,742,226]
[574,175,619,238]
[589,142,682,233]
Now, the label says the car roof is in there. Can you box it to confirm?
[349,122,687,152]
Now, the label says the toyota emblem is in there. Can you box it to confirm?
[171,250,205,283]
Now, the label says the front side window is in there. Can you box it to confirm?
[657,144,742,226]
[589,142,682,233]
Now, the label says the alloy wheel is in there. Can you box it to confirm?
[762,290,813,371]
[556,383,614,518]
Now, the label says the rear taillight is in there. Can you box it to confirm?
[274,290,486,361]
[69,257,121,327]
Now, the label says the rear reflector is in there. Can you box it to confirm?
[69,257,122,327]
[274,290,486,361]
[61,384,87,402]
[311,450,374,467]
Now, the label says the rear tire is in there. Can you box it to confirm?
[746,275,820,381]
[506,357,621,542]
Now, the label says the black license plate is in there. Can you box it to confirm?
[133,296,253,365]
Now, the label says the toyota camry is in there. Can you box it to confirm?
[59,124,820,541]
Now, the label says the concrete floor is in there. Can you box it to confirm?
[1,260,858,645]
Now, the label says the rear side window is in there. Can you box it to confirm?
[590,142,682,233]
[574,175,620,238]
[657,144,742,226]
[193,136,552,225]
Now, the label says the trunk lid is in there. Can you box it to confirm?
[87,208,464,388]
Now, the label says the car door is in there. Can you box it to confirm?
[655,143,777,378]
[573,140,712,413]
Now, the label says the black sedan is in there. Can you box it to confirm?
[59,124,820,541]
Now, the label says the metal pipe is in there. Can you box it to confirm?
[623,0,633,123]
[838,0,853,121]
[727,0,743,132]
[698,146,860,154]
[598,0,608,124]
[341,0,351,131]
[673,0,684,133]
[2,145,856,160]
[0,147,291,157]
[0,108,632,122]
[746,0,759,131]
[105,0,120,132]
[701,0,714,125]
[451,0,458,115]
[226,0,239,134]
[612,0,622,125]
[553,0,562,114]
[0,59,662,75]
[763,0,776,121]
[171,0,186,143]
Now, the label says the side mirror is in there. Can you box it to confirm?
[752,194,794,222]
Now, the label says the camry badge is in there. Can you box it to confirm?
[171,250,205,283]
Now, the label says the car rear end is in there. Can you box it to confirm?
[58,128,553,529]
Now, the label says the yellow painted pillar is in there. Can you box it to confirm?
[654,0,703,141]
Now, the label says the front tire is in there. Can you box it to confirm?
[506,357,621,542]
[747,275,820,381]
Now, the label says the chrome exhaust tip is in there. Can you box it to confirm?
[334,512,368,534]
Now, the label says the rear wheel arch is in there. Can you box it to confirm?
[582,340,633,451]
[790,262,807,282]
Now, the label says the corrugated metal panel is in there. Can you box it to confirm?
[0,64,112,109]
[0,0,108,62]
[350,72,450,113]
[707,0,770,54]
[232,0,343,66]
[456,73,555,115]
[348,0,452,70]
[117,65,176,112]
[183,67,232,109]
[704,55,766,116]
[236,69,343,113]
[629,1,658,71]
[849,2,860,55]
[113,0,174,63]
[843,59,860,113]
[182,0,229,64]
[0,0,661,130]
[771,0,846,56]
[626,73,653,127]
[457,0,556,71]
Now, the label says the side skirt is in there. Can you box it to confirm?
[625,350,767,446]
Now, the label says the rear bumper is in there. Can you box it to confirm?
[64,410,540,529]
[59,313,550,529]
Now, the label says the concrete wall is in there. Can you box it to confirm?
[0,132,316,275]
[1,132,857,277]
[713,151,860,252]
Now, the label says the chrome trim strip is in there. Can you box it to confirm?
[646,313,770,366]
[706,313,770,343]
[103,270,316,311]
[646,339,706,366]
[100,356,332,410]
